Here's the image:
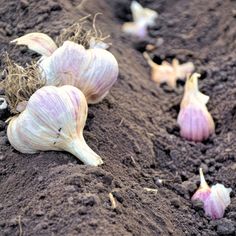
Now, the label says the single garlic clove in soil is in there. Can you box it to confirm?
[122,1,158,38]
[143,52,176,88]
[7,85,103,166]
[192,168,232,220]
[11,33,58,57]
[39,41,119,104]
[177,73,215,141]
[131,1,158,27]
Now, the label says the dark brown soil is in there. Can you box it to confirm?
[0,0,236,235]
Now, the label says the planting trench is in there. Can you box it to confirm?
[0,0,236,235]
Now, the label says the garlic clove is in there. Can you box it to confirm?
[11,32,58,57]
[143,52,176,88]
[192,168,232,220]
[39,41,118,104]
[177,73,215,141]
[122,1,158,38]
[7,85,103,166]
[131,1,158,26]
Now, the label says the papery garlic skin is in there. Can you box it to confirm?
[192,168,232,220]
[7,85,103,166]
[39,41,118,104]
[89,37,110,50]
[177,73,215,141]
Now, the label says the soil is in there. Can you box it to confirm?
[0,0,236,235]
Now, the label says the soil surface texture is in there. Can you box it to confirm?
[0,0,236,235]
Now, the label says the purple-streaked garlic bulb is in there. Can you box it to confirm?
[7,85,103,166]
[177,73,215,141]
[192,168,232,220]
[11,33,119,104]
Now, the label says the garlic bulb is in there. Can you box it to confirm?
[7,85,103,166]
[192,168,232,220]
[177,73,214,141]
[11,33,119,104]
[122,1,158,38]
[39,41,118,104]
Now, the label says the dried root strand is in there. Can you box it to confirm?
[55,14,110,49]
[0,55,45,113]
[109,192,117,209]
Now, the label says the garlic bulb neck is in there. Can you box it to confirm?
[66,136,103,166]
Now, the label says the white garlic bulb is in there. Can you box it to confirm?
[11,33,119,104]
[39,41,118,104]
[7,85,103,166]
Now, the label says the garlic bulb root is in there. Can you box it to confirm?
[55,18,110,49]
[0,55,45,113]
[7,85,103,166]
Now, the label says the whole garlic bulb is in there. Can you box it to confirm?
[177,73,215,141]
[7,85,103,166]
[11,33,119,104]
[39,41,118,104]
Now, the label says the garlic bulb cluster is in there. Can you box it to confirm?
[122,1,158,38]
[177,73,215,141]
[143,52,195,88]
[11,32,119,104]
[192,168,232,220]
[7,85,103,166]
